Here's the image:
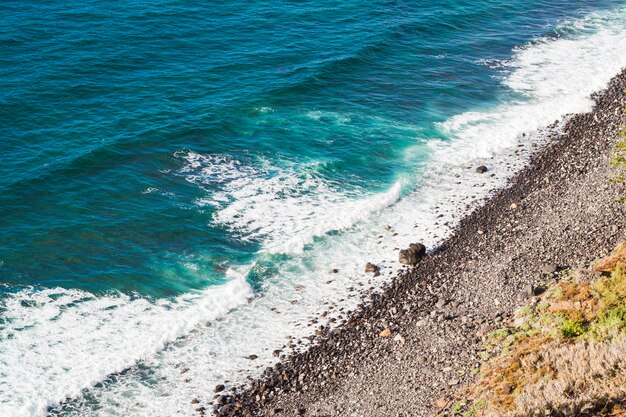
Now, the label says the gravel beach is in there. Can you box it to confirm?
[212,69,626,417]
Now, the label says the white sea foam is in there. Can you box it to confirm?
[1,6,626,417]
[180,151,403,254]
[432,8,626,167]
[0,274,253,417]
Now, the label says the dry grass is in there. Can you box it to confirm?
[509,336,626,417]
[546,280,599,323]
[594,243,626,273]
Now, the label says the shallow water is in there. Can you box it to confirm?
[1,1,626,415]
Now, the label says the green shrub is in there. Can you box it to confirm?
[561,319,585,338]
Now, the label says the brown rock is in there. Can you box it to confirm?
[365,262,381,276]
[399,243,426,265]
[436,398,449,409]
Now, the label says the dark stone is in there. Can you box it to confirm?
[476,165,489,174]
[219,404,233,415]
[215,384,226,393]
[399,243,426,266]
[532,285,547,296]
[248,354,258,360]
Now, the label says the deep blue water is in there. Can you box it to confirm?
[1,1,626,415]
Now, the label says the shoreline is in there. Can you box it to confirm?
[212,69,626,417]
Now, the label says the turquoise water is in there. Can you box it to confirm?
[1,1,626,416]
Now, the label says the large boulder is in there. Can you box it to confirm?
[399,243,426,266]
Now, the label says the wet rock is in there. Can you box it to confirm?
[399,243,426,266]
[476,165,489,174]
[219,404,233,415]
[365,262,381,277]
[248,355,258,360]
[215,384,226,393]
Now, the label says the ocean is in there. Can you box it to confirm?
[1,1,626,415]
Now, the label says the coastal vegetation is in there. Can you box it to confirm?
[440,243,626,417]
